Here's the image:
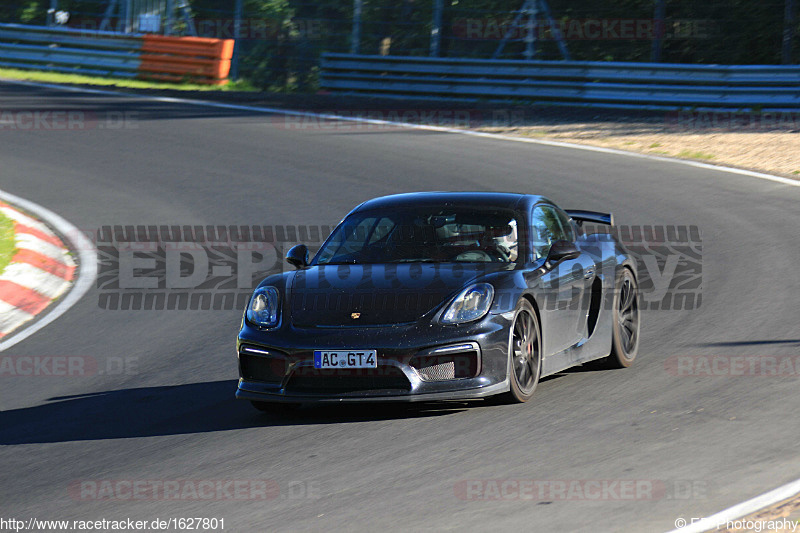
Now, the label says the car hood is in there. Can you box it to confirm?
[289,263,504,327]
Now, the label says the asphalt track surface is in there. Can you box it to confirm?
[1,81,799,532]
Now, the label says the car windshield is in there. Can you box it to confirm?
[315,207,519,265]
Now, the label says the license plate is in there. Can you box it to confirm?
[313,350,377,369]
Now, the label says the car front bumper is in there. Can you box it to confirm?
[235,313,511,403]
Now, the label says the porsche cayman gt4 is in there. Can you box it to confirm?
[236,192,639,409]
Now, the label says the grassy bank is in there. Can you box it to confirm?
[0,67,257,92]
[0,210,15,275]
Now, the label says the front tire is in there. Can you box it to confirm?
[605,267,640,368]
[499,299,542,403]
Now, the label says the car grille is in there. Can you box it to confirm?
[286,366,411,394]
[238,346,286,383]
[409,346,479,381]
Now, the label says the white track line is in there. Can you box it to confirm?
[2,77,800,190]
[0,79,799,527]
[0,188,97,352]
[667,477,800,532]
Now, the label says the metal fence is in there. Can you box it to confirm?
[321,53,800,110]
[0,23,234,84]
[1,1,798,91]
[0,23,142,77]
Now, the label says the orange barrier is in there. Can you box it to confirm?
[139,35,234,85]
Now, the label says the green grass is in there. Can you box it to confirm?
[0,211,16,276]
[649,142,662,148]
[677,149,715,160]
[0,67,258,92]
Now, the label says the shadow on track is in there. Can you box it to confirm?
[694,339,800,347]
[0,380,465,445]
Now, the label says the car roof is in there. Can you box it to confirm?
[355,192,549,212]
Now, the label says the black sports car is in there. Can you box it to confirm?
[236,192,639,409]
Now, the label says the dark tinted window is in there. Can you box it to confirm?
[315,207,519,264]
[531,205,566,260]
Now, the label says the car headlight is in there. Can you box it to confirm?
[246,286,280,327]
[442,283,495,324]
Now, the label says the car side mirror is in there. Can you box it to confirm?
[286,244,309,269]
[546,240,580,265]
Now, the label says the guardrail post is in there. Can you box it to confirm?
[782,0,796,64]
[123,0,133,33]
[165,0,174,35]
[350,0,362,54]
[651,0,666,62]
[430,0,443,57]
[230,0,243,80]
[46,0,58,27]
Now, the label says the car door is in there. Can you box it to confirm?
[530,204,590,355]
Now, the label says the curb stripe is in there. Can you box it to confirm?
[14,222,65,248]
[0,262,71,300]
[0,187,97,352]
[14,233,74,264]
[0,205,51,234]
[11,248,75,280]
[0,300,34,333]
[0,280,52,315]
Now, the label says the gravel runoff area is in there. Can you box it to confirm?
[475,112,800,179]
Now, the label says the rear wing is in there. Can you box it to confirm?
[565,210,614,227]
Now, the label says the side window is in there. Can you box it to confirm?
[368,217,395,245]
[531,205,565,260]
[554,208,576,242]
[317,216,377,263]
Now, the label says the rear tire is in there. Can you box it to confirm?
[604,267,640,368]
[497,299,542,403]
